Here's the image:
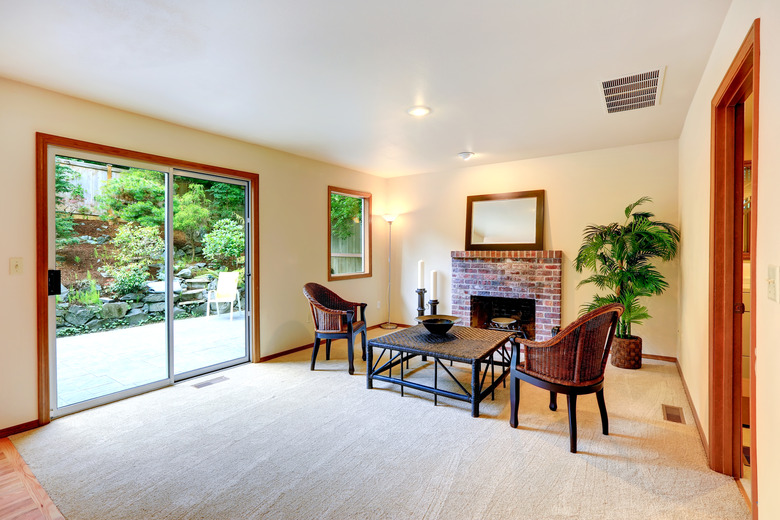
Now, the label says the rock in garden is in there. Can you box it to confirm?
[180,289,205,301]
[102,302,129,319]
[143,293,165,303]
[86,318,110,331]
[120,293,142,302]
[147,302,166,313]
[64,306,96,327]
[172,306,187,318]
[177,268,193,279]
[126,310,149,326]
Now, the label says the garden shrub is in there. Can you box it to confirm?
[113,223,164,267]
[69,273,101,306]
[96,168,166,226]
[108,264,149,296]
[203,219,245,270]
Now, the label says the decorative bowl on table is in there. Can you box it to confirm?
[415,315,461,335]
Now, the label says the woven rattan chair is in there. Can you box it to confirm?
[303,283,367,375]
[509,303,623,453]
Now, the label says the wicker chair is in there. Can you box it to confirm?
[303,283,367,375]
[509,303,623,453]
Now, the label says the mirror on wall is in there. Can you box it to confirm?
[465,190,545,251]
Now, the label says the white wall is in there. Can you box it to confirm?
[386,141,680,356]
[678,0,780,515]
[0,77,389,430]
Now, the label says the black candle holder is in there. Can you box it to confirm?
[428,299,439,315]
[415,288,426,317]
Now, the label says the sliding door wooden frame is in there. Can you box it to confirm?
[709,19,759,517]
[35,133,261,425]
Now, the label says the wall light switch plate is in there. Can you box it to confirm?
[9,257,22,275]
[768,264,779,302]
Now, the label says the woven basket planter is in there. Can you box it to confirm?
[611,336,642,369]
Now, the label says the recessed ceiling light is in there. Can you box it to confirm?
[407,105,432,117]
[458,151,475,161]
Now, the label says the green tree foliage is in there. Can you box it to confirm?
[174,183,211,261]
[203,219,245,270]
[574,197,680,338]
[101,224,165,295]
[54,161,85,245]
[97,169,166,226]
[206,182,245,221]
[113,223,165,267]
[330,193,362,239]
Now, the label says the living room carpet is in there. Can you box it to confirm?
[11,333,749,519]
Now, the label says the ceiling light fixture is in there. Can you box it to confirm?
[458,151,475,161]
[407,105,432,117]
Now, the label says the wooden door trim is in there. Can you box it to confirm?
[36,133,262,425]
[709,19,759,517]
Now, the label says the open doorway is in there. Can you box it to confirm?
[709,20,759,517]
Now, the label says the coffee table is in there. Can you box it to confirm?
[366,325,514,417]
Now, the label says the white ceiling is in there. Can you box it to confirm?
[0,0,732,177]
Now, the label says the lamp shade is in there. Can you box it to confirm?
[383,214,397,223]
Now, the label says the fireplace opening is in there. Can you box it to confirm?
[470,295,535,339]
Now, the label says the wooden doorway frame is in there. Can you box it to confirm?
[36,133,262,426]
[709,19,759,516]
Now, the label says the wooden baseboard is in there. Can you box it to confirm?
[0,420,39,439]
[735,477,751,510]
[256,323,409,363]
[675,360,709,457]
[643,353,678,363]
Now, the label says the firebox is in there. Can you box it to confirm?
[470,295,535,339]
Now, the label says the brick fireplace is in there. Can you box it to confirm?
[451,250,562,341]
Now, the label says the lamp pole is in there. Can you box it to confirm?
[381,215,397,329]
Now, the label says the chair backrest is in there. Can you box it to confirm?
[303,283,354,331]
[525,303,623,385]
[216,271,240,298]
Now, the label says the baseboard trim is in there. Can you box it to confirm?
[256,323,410,363]
[735,477,751,510]
[643,353,678,363]
[675,360,709,457]
[0,420,40,439]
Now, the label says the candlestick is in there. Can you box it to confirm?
[430,270,438,300]
[416,288,426,317]
[418,260,424,289]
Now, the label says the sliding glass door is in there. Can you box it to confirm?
[172,171,249,377]
[49,149,250,417]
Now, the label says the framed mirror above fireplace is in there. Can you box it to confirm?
[465,189,545,251]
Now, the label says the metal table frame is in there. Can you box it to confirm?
[366,325,513,417]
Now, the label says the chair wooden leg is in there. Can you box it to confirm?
[325,339,331,360]
[596,389,609,435]
[361,330,367,361]
[510,375,520,428]
[347,336,355,375]
[311,337,321,371]
[567,394,578,453]
[549,391,558,411]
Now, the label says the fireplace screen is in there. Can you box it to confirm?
[470,295,535,339]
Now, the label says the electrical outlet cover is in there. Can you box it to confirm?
[769,264,779,302]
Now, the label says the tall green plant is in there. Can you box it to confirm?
[174,183,211,261]
[97,168,166,226]
[574,197,680,338]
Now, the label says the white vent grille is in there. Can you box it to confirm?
[602,68,665,113]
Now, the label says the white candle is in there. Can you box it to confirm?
[431,270,438,300]
[418,260,425,289]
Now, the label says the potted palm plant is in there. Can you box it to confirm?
[574,197,680,369]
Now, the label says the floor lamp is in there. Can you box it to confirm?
[381,214,398,329]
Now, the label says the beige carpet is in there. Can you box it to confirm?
[12,332,749,519]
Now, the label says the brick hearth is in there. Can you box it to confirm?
[451,250,562,341]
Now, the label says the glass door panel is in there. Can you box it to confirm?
[171,172,249,377]
[53,154,169,412]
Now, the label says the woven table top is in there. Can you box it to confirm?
[368,325,513,363]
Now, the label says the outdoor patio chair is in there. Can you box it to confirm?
[206,271,241,320]
[509,303,623,453]
[302,282,367,375]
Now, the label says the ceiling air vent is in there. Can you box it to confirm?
[601,68,665,113]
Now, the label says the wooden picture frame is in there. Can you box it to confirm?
[465,190,545,251]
